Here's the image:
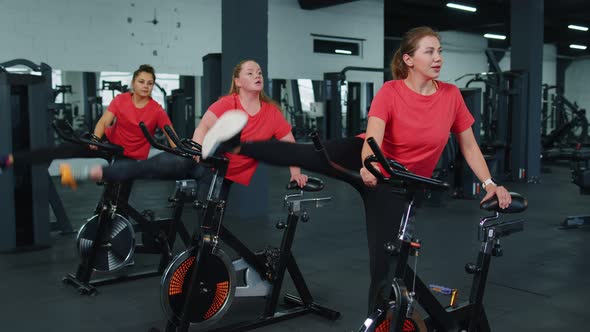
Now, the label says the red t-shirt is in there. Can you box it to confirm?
[362,80,474,177]
[104,92,172,160]
[208,94,292,185]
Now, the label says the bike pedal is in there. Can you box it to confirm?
[429,284,459,307]
[464,263,481,274]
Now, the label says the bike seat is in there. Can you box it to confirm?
[286,177,324,192]
[480,192,527,214]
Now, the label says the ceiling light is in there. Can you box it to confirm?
[483,33,506,40]
[334,49,352,55]
[568,24,589,32]
[446,3,477,12]
[570,44,587,50]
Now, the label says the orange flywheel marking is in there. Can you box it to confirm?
[203,281,230,319]
[168,256,196,296]
[376,318,418,332]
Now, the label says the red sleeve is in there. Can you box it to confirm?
[156,105,172,129]
[367,84,392,124]
[271,104,292,139]
[107,92,124,117]
[450,86,475,134]
[208,96,235,118]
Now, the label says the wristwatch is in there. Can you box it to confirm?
[482,178,497,189]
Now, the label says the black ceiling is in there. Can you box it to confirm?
[385,0,590,58]
[298,0,590,58]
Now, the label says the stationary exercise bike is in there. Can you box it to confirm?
[356,138,528,332]
[53,122,192,295]
[140,124,340,332]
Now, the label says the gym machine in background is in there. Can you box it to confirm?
[455,50,530,184]
[322,67,383,140]
[271,79,324,141]
[166,76,196,140]
[0,59,73,252]
[51,85,75,130]
[83,72,103,134]
[541,84,589,154]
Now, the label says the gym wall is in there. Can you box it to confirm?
[497,44,558,87]
[0,0,574,108]
[268,0,384,87]
[436,31,488,83]
[0,0,221,75]
[566,59,590,119]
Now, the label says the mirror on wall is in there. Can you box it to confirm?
[271,78,375,141]
[49,70,198,143]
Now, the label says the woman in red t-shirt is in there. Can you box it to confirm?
[1,64,173,167]
[201,27,512,314]
[0,64,175,201]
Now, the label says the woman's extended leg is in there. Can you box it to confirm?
[100,153,200,182]
[362,186,406,314]
[239,137,365,188]
[3,143,109,169]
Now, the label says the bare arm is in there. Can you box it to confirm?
[87,110,117,150]
[278,132,308,187]
[190,111,219,161]
[92,110,116,138]
[455,128,491,182]
[456,128,511,208]
[360,116,386,187]
[162,125,177,148]
[192,111,219,145]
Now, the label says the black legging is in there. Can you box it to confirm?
[240,137,408,314]
[100,152,215,206]
[12,142,135,209]
[99,152,233,233]
[101,153,208,182]
[12,142,111,167]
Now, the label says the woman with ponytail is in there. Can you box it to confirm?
[0,64,175,202]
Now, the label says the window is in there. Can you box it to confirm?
[99,71,131,107]
[52,70,64,103]
[311,33,364,56]
[152,73,180,106]
[99,72,179,107]
[297,79,315,111]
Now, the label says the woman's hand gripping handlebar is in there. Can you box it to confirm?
[161,126,203,163]
[52,120,123,155]
[363,137,450,193]
[138,122,192,158]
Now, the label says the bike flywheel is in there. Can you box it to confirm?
[76,213,135,272]
[160,248,236,328]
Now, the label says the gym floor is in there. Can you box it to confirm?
[1,162,589,332]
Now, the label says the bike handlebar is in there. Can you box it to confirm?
[308,132,449,193]
[162,125,202,155]
[364,137,449,192]
[139,122,227,166]
[52,120,123,154]
[139,122,191,158]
